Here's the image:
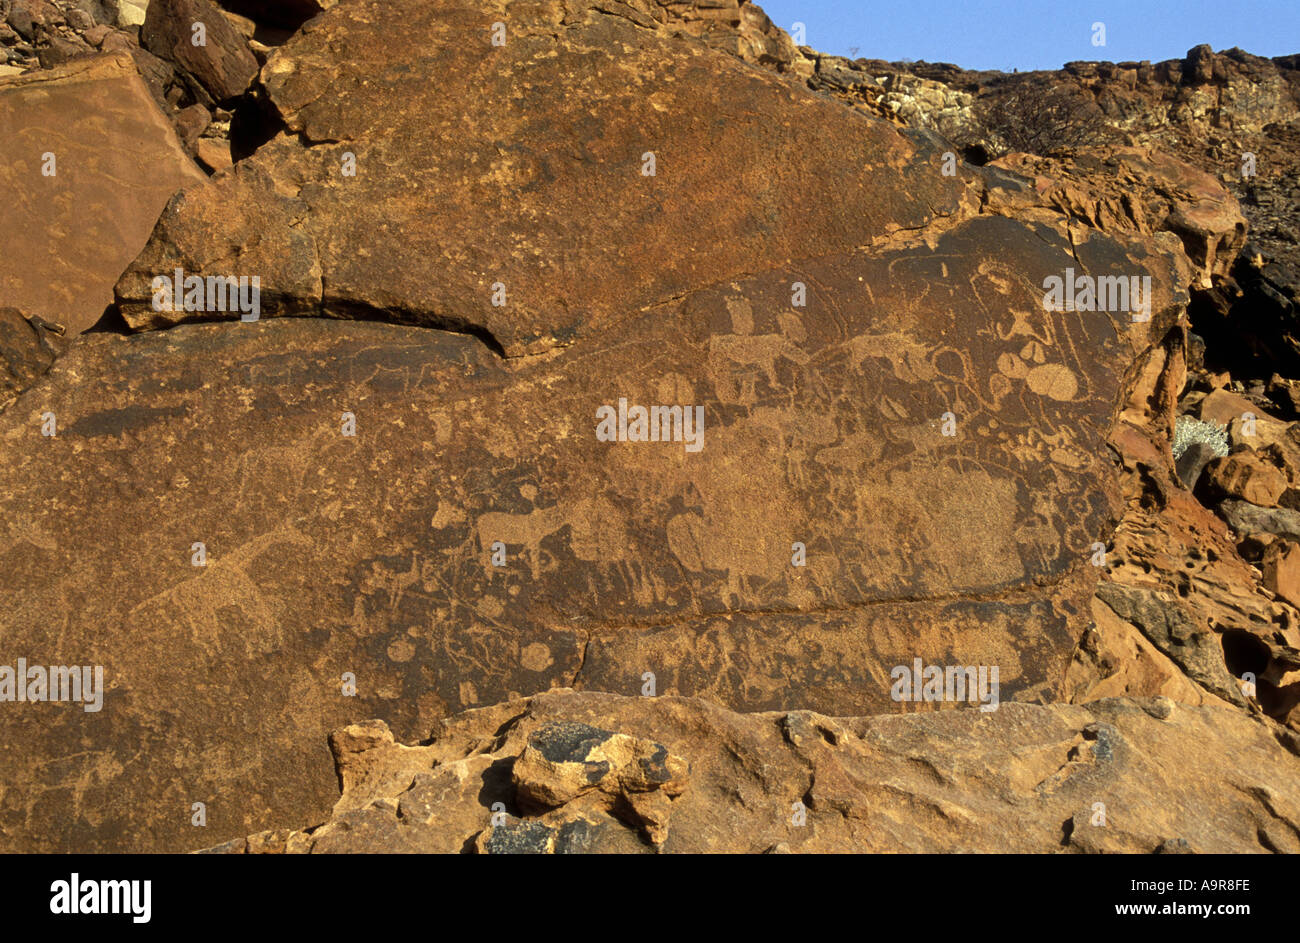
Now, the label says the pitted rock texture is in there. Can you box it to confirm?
[1063,311,1300,729]
[205,690,1300,854]
[1,0,1284,857]
[0,52,205,334]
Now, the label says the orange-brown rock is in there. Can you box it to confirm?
[1263,540,1300,610]
[1068,308,1300,718]
[1080,390,1300,729]
[1067,596,1231,707]
[0,0,1287,859]
[0,53,205,334]
[1200,387,1264,427]
[117,0,985,352]
[988,147,1245,288]
[206,689,1300,854]
[0,0,1253,855]
[1199,451,1288,507]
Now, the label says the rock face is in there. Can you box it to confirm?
[2,0,1296,856]
[206,689,1300,854]
[0,239,1143,850]
[0,53,205,334]
[117,0,980,353]
[789,45,1300,381]
[806,37,1300,741]
[0,0,1235,854]
[986,147,1245,290]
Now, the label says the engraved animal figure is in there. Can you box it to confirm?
[709,333,811,403]
[750,406,839,489]
[476,505,567,579]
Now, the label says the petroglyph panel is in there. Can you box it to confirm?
[0,207,1170,849]
[578,583,1091,715]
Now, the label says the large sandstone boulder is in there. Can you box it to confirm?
[0,53,205,334]
[988,147,1246,289]
[206,690,1300,854]
[0,0,1245,853]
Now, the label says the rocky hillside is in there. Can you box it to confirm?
[0,0,1297,854]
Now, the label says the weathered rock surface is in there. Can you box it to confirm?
[116,0,984,353]
[140,0,257,103]
[625,0,808,76]
[1220,499,1300,541]
[4,0,143,72]
[0,0,1250,854]
[0,219,1149,850]
[986,147,1246,290]
[2,0,266,173]
[115,0,148,28]
[1094,582,1247,706]
[1070,347,1300,729]
[1262,540,1300,610]
[506,720,688,844]
[205,689,1300,854]
[789,45,1299,381]
[0,307,65,414]
[0,52,205,334]
[1199,387,1261,426]
[1068,596,1230,707]
[1199,449,1289,507]
[1,0,1291,857]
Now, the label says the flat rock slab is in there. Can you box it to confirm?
[209,690,1300,854]
[0,53,206,335]
[3,205,1159,849]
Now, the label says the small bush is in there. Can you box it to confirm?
[975,83,1112,157]
[1172,415,1230,461]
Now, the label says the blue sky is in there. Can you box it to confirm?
[755,0,1300,71]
